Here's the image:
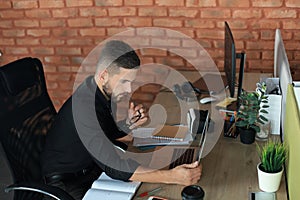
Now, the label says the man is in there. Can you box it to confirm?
[41,40,202,200]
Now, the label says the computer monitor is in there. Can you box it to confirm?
[274,29,292,133]
[192,22,245,100]
[224,21,246,100]
[223,22,246,137]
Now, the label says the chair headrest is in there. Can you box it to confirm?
[0,57,43,96]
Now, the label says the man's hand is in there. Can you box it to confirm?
[116,134,133,143]
[169,161,202,185]
[129,161,202,186]
[127,102,148,129]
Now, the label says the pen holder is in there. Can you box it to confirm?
[223,114,238,138]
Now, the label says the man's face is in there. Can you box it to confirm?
[104,68,138,102]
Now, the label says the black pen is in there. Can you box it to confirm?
[131,110,141,123]
[130,101,145,124]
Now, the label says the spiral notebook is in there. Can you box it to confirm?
[151,125,188,141]
[132,125,192,147]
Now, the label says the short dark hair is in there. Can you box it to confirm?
[96,40,140,74]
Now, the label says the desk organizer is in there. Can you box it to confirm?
[223,118,238,138]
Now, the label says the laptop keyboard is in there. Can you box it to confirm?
[169,148,195,169]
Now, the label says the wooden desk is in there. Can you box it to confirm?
[133,72,287,200]
[133,135,287,200]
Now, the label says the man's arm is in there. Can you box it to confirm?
[118,103,202,185]
[129,161,202,186]
[122,103,202,185]
[116,134,133,142]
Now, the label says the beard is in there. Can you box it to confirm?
[102,83,112,99]
[112,91,130,102]
[102,83,128,102]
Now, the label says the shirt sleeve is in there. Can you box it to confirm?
[73,94,140,181]
[95,101,130,140]
[94,157,139,181]
[81,126,140,181]
[75,112,140,181]
[117,119,132,134]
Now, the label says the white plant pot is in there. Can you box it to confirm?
[257,163,283,192]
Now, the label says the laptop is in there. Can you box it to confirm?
[148,111,209,170]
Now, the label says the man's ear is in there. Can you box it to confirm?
[99,69,109,83]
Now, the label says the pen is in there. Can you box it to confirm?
[138,187,162,198]
[130,101,143,123]
[230,114,235,122]
[219,109,235,114]
[131,110,141,124]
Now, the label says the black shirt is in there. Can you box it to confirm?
[41,76,139,181]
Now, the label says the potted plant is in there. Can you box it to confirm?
[256,140,287,192]
[235,87,269,144]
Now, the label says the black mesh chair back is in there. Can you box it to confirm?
[0,57,57,200]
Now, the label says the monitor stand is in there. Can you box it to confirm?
[192,73,227,95]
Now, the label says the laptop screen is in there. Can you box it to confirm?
[196,111,209,162]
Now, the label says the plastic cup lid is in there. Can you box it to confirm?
[181,185,205,199]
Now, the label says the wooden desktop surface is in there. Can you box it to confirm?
[133,73,287,200]
[133,136,287,200]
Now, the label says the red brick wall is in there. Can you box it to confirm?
[0,0,300,110]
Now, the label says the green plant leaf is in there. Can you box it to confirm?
[260,115,268,122]
[251,124,260,132]
[260,109,268,114]
[236,120,248,127]
[257,119,265,125]
[258,140,287,173]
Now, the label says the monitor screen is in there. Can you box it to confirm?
[224,21,236,98]
[274,29,292,132]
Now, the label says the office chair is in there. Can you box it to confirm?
[0,57,75,200]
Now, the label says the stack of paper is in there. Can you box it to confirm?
[263,94,282,135]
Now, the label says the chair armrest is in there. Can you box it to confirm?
[5,182,75,200]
